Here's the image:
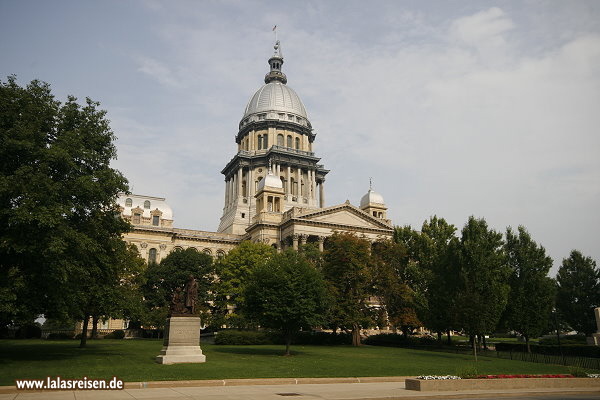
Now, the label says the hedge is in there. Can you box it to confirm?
[214,330,352,345]
[104,329,125,339]
[495,342,600,358]
[363,333,440,347]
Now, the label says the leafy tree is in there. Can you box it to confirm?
[322,232,373,346]
[502,226,555,352]
[143,248,214,328]
[371,239,421,336]
[454,216,509,360]
[556,250,600,335]
[0,77,130,344]
[418,216,460,343]
[242,250,328,355]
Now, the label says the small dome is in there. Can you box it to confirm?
[360,189,385,208]
[243,82,308,120]
[258,170,283,191]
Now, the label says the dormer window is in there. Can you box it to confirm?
[125,198,132,207]
[152,215,159,226]
[144,200,151,209]
[258,114,266,120]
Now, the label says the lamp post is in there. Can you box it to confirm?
[553,307,564,365]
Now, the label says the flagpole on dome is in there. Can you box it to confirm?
[273,25,277,42]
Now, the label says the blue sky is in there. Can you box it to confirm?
[2,0,599,274]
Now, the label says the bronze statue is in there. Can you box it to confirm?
[183,275,198,314]
[169,287,185,315]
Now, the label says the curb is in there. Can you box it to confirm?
[0,376,411,394]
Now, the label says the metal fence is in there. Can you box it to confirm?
[496,349,600,370]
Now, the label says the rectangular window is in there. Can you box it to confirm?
[133,213,141,224]
[152,215,159,226]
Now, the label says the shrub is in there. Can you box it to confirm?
[293,331,351,345]
[46,332,74,340]
[539,335,587,345]
[15,324,42,339]
[495,342,600,358]
[363,333,440,347]
[214,330,275,345]
[104,329,125,339]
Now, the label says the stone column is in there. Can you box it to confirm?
[292,234,299,251]
[318,236,325,252]
[237,168,243,199]
[319,180,325,207]
[312,170,317,202]
[296,168,301,200]
[299,234,307,247]
[224,179,229,207]
[248,168,254,197]
[286,165,291,195]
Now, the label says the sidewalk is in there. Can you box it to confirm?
[1,378,599,400]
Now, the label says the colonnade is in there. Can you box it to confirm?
[224,165,325,209]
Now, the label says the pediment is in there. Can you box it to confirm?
[296,204,391,231]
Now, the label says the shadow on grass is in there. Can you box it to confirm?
[212,346,306,357]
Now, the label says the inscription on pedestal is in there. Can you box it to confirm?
[156,316,206,364]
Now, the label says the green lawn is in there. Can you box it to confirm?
[0,339,578,386]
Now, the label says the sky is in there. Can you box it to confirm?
[1,0,599,274]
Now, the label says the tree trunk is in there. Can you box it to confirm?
[437,331,442,342]
[284,333,292,356]
[80,315,90,348]
[470,334,478,362]
[482,335,487,350]
[352,323,361,346]
[446,329,452,345]
[525,335,530,353]
[91,315,99,339]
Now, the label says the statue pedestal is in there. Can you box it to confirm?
[156,316,206,364]
[588,333,600,346]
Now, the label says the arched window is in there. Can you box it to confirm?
[216,250,225,259]
[263,134,268,148]
[291,178,296,196]
[256,176,263,191]
[242,180,247,197]
[203,248,212,256]
[148,248,157,264]
[257,135,262,150]
[144,200,150,209]
[125,198,132,207]
[287,135,292,148]
[277,134,284,146]
[301,180,305,196]
[295,137,300,150]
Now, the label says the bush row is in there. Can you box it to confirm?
[214,330,352,345]
[495,342,600,358]
[363,333,441,347]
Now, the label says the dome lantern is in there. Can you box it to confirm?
[264,40,287,84]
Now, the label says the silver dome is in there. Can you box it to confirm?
[242,82,308,121]
[360,189,385,208]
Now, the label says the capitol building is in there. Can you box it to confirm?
[118,41,394,263]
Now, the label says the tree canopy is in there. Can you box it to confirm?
[556,250,600,335]
[502,226,555,351]
[243,250,328,355]
[0,77,130,338]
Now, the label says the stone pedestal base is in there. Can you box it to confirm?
[156,316,206,364]
[587,333,600,346]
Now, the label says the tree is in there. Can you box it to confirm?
[212,241,275,327]
[502,226,555,352]
[322,232,373,346]
[418,216,460,344]
[242,250,328,355]
[0,77,130,341]
[454,216,509,360]
[371,239,422,336]
[143,248,214,328]
[556,250,600,335]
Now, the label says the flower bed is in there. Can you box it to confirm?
[405,376,600,392]
[476,374,574,379]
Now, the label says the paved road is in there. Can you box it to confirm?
[1,382,599,400]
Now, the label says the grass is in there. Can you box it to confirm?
[0,339,580,386]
